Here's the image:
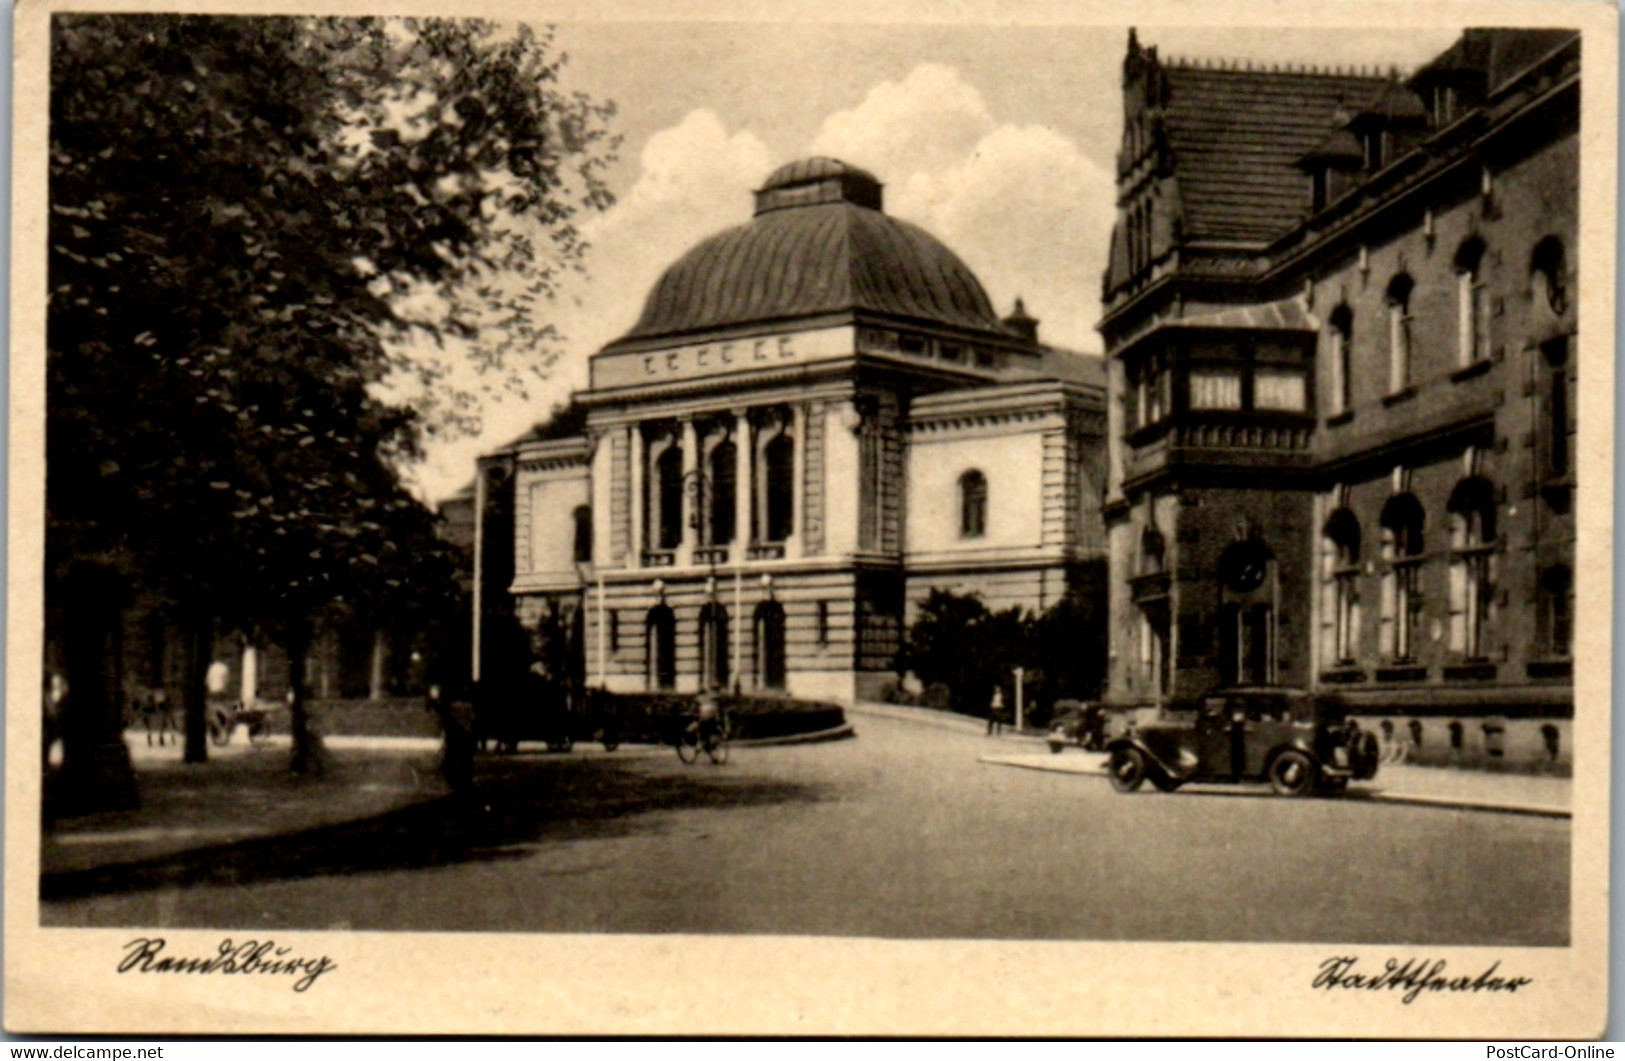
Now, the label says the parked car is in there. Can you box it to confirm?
[1046,699,1108,754]
[1103,687,1379,797]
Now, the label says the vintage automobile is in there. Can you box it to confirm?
[1103,687,1379,797]
[1046,699,1108,754]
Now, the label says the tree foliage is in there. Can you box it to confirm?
[899,588,1105,723]
[46,15,618,768]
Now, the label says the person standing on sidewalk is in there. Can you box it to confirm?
[987,687,1004,737]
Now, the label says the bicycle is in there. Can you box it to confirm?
[675,707,730,765]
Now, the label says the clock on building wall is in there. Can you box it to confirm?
[1224,543,1270,593]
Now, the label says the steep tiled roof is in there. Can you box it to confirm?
[1161,65,1386,242]
[609,160,1009,347]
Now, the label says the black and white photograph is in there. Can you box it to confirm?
[7,0,1614,1037]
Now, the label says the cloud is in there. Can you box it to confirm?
[891,121,1115,353]
[812,64,1112,353]
[809,63,994,178]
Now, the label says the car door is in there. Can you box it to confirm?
[1194,697,1233,777]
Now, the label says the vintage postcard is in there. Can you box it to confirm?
[7,0,1616,1038]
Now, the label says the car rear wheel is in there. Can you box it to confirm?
[1269,750,1316,797]
[1108,747,1148,793]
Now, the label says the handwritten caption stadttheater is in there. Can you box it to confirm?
[118,937,336,992]
[1312,957,1531,1004]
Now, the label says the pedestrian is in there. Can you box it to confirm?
[987,687,1004,737]
[428,683,475,793]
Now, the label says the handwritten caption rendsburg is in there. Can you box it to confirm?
[1312,956,1531,1004]
[118,937,336,993]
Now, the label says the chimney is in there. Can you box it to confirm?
[1003,297,1040,343]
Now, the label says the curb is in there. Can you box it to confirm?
[733,723,856,748]
[977,753,1572,818]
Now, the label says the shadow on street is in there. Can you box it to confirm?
[40,753,828,904]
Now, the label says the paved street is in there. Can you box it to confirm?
[42,714,1569,944]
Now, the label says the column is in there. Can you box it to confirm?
[679,417,699,566]
[789,403,806,560]
[628,424,644,568]
[733,410,752,563]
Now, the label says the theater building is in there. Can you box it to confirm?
[476,159,1107,702]
[1099,29,1579,767]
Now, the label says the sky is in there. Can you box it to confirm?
[405,22,1464,502]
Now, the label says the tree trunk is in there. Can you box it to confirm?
[284,616,329,775]
[54,563,138,816]
[180,611,213,764]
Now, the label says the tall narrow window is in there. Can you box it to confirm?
[1539,565,1573,659]
[1447,477,1497,660]
[1322,508,1362,665]
[1542,337,1573,482]
[1386,274,1414,393]
[572,505,593,564]
[1328,305,1353,414]
[959,470,988,538]
[709,439,736,545]
[1379,493,1425,662]
[655,444,683,550]
[764,432,794,542]
[1455,239,1490,366]
[646,605,676,691]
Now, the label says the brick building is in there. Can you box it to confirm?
[1099,29,1579,768]
[475,158,1107,703]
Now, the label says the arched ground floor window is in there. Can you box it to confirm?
[755,600,786,691]
[646,605,676,691]
[699,602,730,692]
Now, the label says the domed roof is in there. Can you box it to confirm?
[608,158,1010,348]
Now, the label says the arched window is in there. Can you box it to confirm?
[1385,274,1414,393]
[1327,305,1354,415]
[1321,508,1362,666]
[646,605,676,691]
[1447,477,1497,659]
[1455,238,1490,366]
[572,505,592,564]
[754,600,787,691]
[699,602,730,692]
[764,432,794,542]
[1531,236,1568,315]
[960,470,988,538]
[1379,493,1426,661]
[1539,565,1573,659]
[655,444,684,551]
[708,438,736,546]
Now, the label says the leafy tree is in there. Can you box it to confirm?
[899,588,1104,724]
[47,15,617,783]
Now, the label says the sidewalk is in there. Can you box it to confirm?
[849,700,1571,818]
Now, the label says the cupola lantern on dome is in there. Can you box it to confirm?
[753,157,884,215]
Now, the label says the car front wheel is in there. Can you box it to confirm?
[1269,750,1316,797]
[1108,747,1148,793]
